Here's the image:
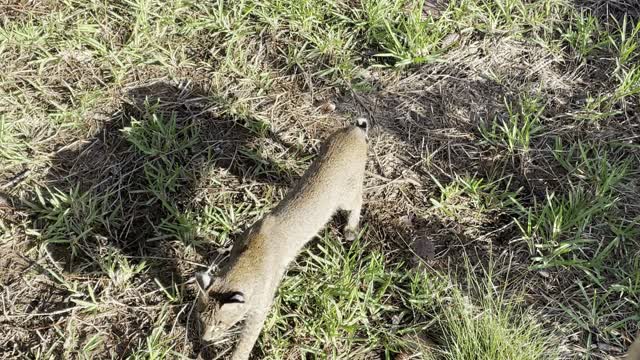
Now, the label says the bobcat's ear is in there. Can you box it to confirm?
[225,291,245,304]
[195,272,214,292]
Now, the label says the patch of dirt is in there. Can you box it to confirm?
[0,247,31,288]
[0,0,61,24]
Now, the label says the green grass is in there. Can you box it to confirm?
[479,95,544,159]
[1,0,639,359]
[439,269,559,360]
[266,236,427,358]
[263,236,556,359]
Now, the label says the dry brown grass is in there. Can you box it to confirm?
[1,0,639,359]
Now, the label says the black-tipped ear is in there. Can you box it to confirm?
[226,291,245,304]
[195,272,213,292]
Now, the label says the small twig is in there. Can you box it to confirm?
[3,306,76,320]
[171,303,190,334]
[475,221,514,244]
[53,139,92,155]
[185,299,198,351]
[365,171,422,190]
[1,169,31,189]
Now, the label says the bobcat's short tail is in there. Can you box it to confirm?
[355,117,368,137]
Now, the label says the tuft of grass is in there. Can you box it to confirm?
[127,308,177,360]
[552,140,630,198]
[99,247,148,290]
[479,95,544,160]
[515,187,616,268]
[156,201,259,249]
[430,173,519,222]
[609,16,640,70]
[357,0,448,67]
[122,109,199,158]
[0,116,29,170]
[439,270,559,360]
[513,140,632,270]
[28,186,116,261]
[264,235,433,358]
[562,10,604,61]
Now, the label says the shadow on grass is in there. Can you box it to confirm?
[11,76,448,358]
[572,0,640,24]
[338,74,529,275]
[15,80,312,358]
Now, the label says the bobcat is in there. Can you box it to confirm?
[628,333,640,360]
[196,118,369,360]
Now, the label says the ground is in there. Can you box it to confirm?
[1,0,639,359]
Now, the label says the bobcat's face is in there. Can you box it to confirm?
[195,272,248,341]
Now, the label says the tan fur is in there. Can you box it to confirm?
[196,119,368,360]
[628,333,640,360]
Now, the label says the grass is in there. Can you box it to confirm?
[1,0,639,359]
[262,236,557,359]
[479,95,544,160]
[439,267,559,360]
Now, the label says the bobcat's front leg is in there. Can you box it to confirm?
[230,308,269,360]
